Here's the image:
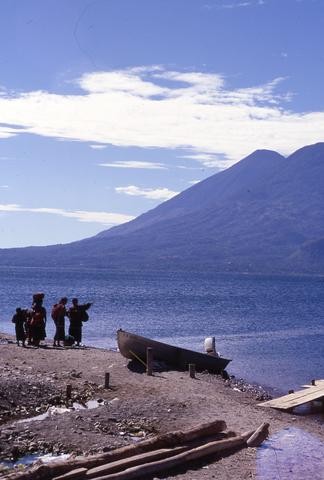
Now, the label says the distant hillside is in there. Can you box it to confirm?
[1,142,324,274]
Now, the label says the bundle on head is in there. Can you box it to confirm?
[33,292,45,302]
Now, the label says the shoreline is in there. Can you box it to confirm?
[0,329,284,399]
[0,330,273,399]
[0,328,318,401]
[0,268,322,401]
[1,331,323,479]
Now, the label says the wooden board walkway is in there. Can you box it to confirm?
[302,380,324,388]
[258,379,324,411]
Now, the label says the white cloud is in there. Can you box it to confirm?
[204,0,266,8]
[0,128,17,139]
[79,70,168,97]
[0,204,134,225]
[89,144,107,150]
[222,2,252,8]
[0,185,9,189]
[99,161,167,170]
[115,185,179,200]
[0,67,324,167]
[179,153,228,168]
[188,180,200,185]
[176,165,205,170]
[180,153,216,161]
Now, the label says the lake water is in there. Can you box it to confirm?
[0,267,323,394]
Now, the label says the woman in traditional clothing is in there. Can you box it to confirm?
[52,297,68,347]
[67,298,91,347]
[30,293,47,347]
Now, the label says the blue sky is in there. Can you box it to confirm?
[0,0,323,247]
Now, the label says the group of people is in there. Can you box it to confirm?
[11,292,92,348]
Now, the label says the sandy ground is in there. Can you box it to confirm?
[0,332,323,479]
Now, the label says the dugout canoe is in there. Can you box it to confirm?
[117,329,231,373]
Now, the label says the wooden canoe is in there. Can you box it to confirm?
[117,329,231,373]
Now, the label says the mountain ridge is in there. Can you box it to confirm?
[1,142,324,274]
[97,148,285,240]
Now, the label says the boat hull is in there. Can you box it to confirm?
[117,329,231,373]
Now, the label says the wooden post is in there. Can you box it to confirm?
[66,384,72,399]
[146,347,153,376]
[189,364,195,379]
[311,379,316,386]
[104,373,110,389]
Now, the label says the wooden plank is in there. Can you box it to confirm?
[302,379,324,388]
[259,385,324,407]
[279,390,324,409]
[259,384,324,410]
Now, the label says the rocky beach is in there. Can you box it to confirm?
[0,332,323,479]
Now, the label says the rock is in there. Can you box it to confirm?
[102,446,112,452]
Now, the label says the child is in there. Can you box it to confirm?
[12,308,27,347]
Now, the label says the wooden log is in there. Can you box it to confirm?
[87,432,240,479]
[5,420,227,480]
[87,435,248,480]
[86,446,188,478]
[239,429,257,442]
[246,422,269,448]
[53,468,88,480]
[146,347,153,376]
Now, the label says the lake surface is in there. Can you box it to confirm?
[0,267,323,394]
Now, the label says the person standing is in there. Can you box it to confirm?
[67,298,91,347]
[12,307,27,347]
[51,297,68,347]
[30,292,47,347]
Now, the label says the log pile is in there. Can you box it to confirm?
[4,420,269,480]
